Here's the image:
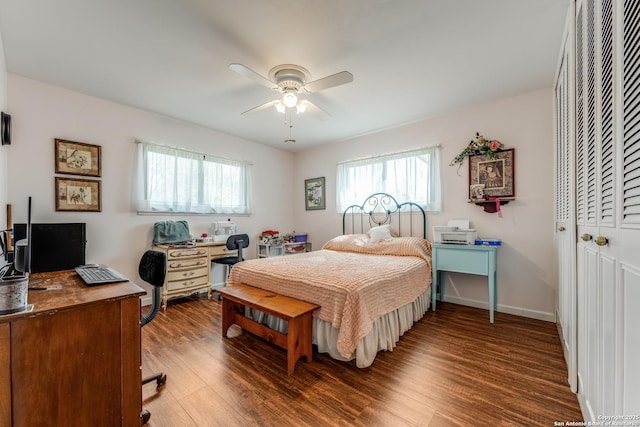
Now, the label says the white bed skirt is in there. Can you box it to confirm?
[246,286,431,368]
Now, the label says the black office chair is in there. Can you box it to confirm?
[138,250,168,425]
[212,233,250,285]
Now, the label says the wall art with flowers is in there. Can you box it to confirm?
[450,132,504,168]
[450,132,515,201]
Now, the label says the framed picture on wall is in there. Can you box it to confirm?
[305,177,326,210]
[468,148,515,199]
[55,139,102,177]
[1,112,11,145]
[469,184,485,200]
[55,177,102,212]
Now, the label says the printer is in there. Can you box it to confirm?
[432,219,477,245]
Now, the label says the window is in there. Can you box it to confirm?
[336,146,441,213]
[134,141,253,214]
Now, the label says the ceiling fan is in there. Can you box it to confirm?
[229,63,353,118]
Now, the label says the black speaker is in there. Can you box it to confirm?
[1,112,11,146]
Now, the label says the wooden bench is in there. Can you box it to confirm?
[217,284,319,375]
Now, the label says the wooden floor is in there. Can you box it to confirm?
[141,295,583,427]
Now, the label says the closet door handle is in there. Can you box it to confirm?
[581,233,592,241]
[558,226,566,232]
[595,236,608,246]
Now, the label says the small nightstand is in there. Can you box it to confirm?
[431,243,498,323]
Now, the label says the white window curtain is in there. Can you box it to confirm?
[134,141,253,214]
[336,146,442,213]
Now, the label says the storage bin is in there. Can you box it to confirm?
[294,233,307,242]
[475,238,502,246]
[257,243,284,258]
[284,242,306,254]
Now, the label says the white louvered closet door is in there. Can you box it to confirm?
[593,0,617,419]
[553,9,577,394]
[571,0,640,420]
[575,0,601,418]
[619,0,640,416]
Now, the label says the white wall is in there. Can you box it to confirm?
[6,74,294,291]
[4,69,557,319]
[293,89,556,321]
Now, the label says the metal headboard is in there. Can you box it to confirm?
[342,193,427,239]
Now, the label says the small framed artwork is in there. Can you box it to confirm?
[1,112,11,145]
[55,177,102,212]
[55,139,102,177]
[468,148,515,199]
[470,184,485,200]
[305,177,326,210]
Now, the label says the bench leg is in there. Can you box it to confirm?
[287,312,313,375]
[221,298,239,338]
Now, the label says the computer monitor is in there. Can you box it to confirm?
[13,223,86,273]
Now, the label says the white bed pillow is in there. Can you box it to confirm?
[368,224,394,243]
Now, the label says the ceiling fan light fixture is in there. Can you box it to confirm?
[275,102,286,113]
[282,91,298,108]
[296,101,307,114]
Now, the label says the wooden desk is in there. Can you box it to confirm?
[0,270,145,427]
[431,243,498,323]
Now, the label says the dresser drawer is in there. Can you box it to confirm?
[167,248,208,260]
[436,247,489,275]
[167,257,208,270]
[166,265,209,282]
[210,245,237,258]
[166,274,210,291]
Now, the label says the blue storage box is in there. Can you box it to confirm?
[475,238,502,246]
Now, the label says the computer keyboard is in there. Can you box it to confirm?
[75,266,128,286]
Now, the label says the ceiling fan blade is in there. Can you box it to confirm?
[229,63,277,90]
[241,99,280,115]
[304,71,353,93]
[300,100,331,121]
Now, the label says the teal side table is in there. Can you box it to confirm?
[431,243,498,323]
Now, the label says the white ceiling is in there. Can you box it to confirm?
[0,0,568,152]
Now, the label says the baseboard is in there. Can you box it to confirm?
[145,289,555,322]
[576,387,593,423]
[141,282,226,306]
[441,295,556,322]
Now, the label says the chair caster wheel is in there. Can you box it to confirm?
[141,409,151,425]
[157,373,167,389]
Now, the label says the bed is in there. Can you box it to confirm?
[227,193,432,368]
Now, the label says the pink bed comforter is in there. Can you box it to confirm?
[227,235,432,358]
